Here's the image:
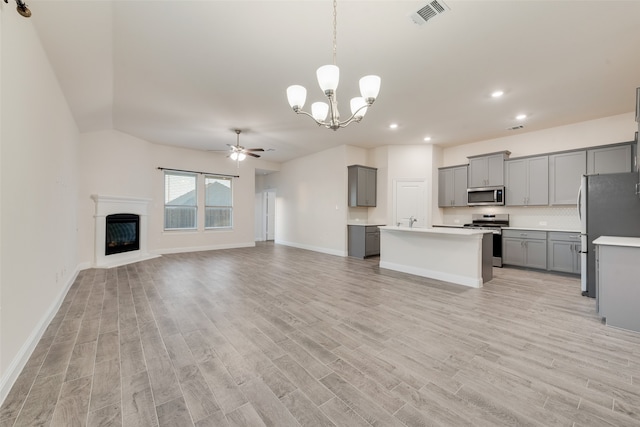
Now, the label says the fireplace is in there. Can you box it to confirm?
[91,194,158,268]
[105,213,140,255]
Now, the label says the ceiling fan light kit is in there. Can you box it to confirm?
[226,129,265,165]
[4,0,31,17]
[286,0,380,131]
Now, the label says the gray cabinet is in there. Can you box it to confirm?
[348,165,377,207]
[596,242,640,332]
[467,151,510,188]
[505,156,549,206]
[549,150,586,205]
[502,229,547,269]
[348,225,381,258]
[438,165,468,207]
[547,232,581,274]
[587,144,633,174]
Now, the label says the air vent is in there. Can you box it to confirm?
[507,125,525,131]
[410,0,450,26]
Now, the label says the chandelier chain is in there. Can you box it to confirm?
[285,0,380,130]
[332,0,337,65]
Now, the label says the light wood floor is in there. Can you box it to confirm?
[2,242,640,426]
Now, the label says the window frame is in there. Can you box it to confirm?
[163,171,198,231]
[204,174,233,230]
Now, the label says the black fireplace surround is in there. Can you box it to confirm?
[105,213,140,256]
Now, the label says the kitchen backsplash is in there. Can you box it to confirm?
[441,206,581,230]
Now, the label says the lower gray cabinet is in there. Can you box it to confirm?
[348,225,381,258]
[502,230,547,269]
[548,232,581,274]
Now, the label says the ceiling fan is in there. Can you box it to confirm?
[227,129,264,162]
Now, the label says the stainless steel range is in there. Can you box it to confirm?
[463,214,509,267]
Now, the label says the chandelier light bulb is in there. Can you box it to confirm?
[287,85,307,110]
[317,65,340,94]
[230,152,238,161]
[237,152,247,161]
[359,75,381,102]
[311,102,330,121]
[350,97,368,118]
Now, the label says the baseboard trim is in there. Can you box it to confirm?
[379,261,482,288]
[152,242,256,255]
[275,240,347,257]
[0,265,81,406]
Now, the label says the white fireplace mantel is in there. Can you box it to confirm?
[91,194,160,268]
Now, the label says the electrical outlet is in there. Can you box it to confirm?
[539,221,548,226]
[454,219,460,224]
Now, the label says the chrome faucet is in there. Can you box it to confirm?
[409,216,417,228]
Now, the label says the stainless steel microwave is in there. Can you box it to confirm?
[467,186,505,206]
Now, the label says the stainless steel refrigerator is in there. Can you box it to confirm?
[579,172,640,298]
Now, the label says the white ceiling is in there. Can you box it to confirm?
[28,1,640,163]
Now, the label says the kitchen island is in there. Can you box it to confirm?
[379,226,494,288]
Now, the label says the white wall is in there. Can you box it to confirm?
[78,129,261,263]
[385,145,439,227]
[443,112,636,166]
[1,9,80,399]
[269,144,367,256]
[439,112,638,229]
[270,143,440,254]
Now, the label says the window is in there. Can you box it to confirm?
[164,171,197,230]
[205,175,233,229]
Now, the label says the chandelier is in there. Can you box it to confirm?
[286,0,381,131]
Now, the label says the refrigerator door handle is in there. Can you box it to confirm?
[577,184,582,221]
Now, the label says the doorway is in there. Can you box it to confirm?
[255,190,276,241]
[394,180,426,227]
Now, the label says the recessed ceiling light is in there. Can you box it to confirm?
[491,90,504,98]
[389,123,398,129]
[423,136,432,142]
[516,114,527,120]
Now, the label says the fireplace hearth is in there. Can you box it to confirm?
[105,213,140,255]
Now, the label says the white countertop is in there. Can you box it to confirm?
[503,226,581,233]
[379,226,492,236]
[347,223,386,227]
[432,224,465,228]
[593,236,640,248]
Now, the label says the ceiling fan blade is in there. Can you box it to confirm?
[246,152,261,158]
[244,148,265,152]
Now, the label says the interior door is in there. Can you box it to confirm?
[394,180,426,227]
[265,191,275,241]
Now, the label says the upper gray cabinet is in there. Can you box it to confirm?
[438,165,468,207]
[505,155,549,206]
[467,151,510,188]
[348,165,377,207]
[549,150,586,205]
[587,144,633,174]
